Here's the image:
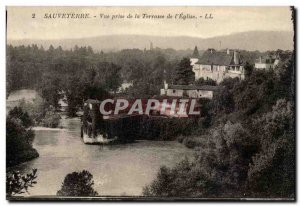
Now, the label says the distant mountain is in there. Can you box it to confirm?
[7,31,293,52]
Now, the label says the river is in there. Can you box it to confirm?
[11,115,194,196]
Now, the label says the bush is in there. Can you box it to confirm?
[182,136,207,149]
[143,158,220,197]
[19,97,61,128]
[57,170,98,196]
[41,109,61,128]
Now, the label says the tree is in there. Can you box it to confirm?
[65,75,84,117]
[195,77,217,86]
[38,73,63,110]
[95,62,122,93]
[6,168,37,197]
[8,106,33,128]
[143,159,220,197]
[57,170,98,196]
[247,99,295,197]
[6,107,39,166]
[175,58,195,85]
[244,62,254,78]
[212,77,239,114]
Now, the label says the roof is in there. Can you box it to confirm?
[196,49,241,66]
[191,46,200,58]
[168,84,218,91]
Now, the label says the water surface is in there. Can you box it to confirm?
[12,116,194,196]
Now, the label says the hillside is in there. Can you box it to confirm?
[7,30,293,52]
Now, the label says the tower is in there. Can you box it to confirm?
[190,46,199,66]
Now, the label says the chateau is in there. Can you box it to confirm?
[190,47,245,84]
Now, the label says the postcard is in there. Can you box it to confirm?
[6,6,295,201]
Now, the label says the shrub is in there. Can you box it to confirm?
[41,109,61,128]
[182,136,207,149]
[19,97,61,128]
[57,170,98,196]
[143,158,220,197]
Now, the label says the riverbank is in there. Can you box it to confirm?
[7,148,39,168]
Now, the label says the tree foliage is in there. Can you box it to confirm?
[145,51,295,198]
[175,58,195,85]
[57,170,98,196]
[6,168,37,197]
[6,107,39,167]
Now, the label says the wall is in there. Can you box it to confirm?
[166,89,184,97]
[190,58,199,66]
[255,63,273,70]
[187,90,213,99]
[193,63,244,83]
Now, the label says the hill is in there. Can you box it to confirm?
[7,30,293,52]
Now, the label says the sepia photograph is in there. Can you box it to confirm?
[5,6,295,201]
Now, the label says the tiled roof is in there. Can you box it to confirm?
[196,49,240,66]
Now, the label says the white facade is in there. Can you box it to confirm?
[192,63,245,84]
[191,49,245,84]
[190,58,199,66]
[255,57,279,70]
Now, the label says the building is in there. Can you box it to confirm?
[255,55,279,70]
[160,81,218,99]
[191,48,245,83]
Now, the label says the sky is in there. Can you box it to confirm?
[6,6,294,40]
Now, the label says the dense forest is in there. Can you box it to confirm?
[6,44,271,97]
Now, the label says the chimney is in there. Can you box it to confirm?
[226,48,230,55]
[210,48,213,54]
[233,50,239,64]
[259,56,262,63]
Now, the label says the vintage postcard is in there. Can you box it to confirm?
[6,6,295,201]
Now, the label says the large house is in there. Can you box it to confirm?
[255,55,279,70]
[191,48,245,83]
